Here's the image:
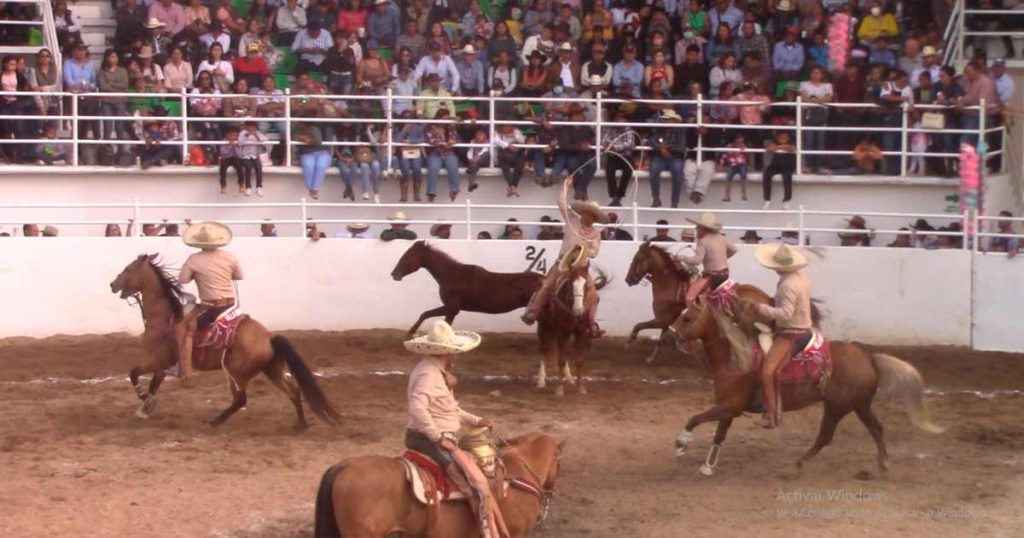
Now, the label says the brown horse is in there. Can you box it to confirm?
[624,241,693,363]
[535,263,608,396]
[109,254,342,429]
[670,284,943,476]
[391,241,543,336]
[313,432,564,538]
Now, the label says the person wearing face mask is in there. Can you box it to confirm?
[856,1,898,45]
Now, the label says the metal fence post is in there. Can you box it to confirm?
[972,210,981,253]
[488,91,496,168]
[284,88,292,167]
[386,87,394,172]
[132,198,141,237]
[696,93,703,164]
[631,200,640,239]
[594,90,603,172]
[300,197,307,237]
[962,209,970,251]
[900,101,909,176]
[180,88,188,164]
[797,205,806,245]
[957,0,966,65]
[465,198,473,239]
[795,96,803,175]
[71,94,79,166]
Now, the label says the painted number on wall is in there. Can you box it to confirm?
[525,246,548,274]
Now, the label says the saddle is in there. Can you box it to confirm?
[195,306,247,351]
[705,279,738,313]
[751,326,833,388]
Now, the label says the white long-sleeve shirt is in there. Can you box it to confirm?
[414,55,460,93]
[406,357,482,442]
[757,271,813,331]
[675,233,736,272]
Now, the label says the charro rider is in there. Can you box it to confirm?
[742,243,813,429]
[404,320,508,538]
[176,221,243,380]
[673,212,737,304]
[521,175,608,336]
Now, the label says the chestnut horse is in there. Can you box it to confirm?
[624,242,693,363]
[109,254,342,429]
[313,432,564,538]
[671,284,943,476]
[391,241,543,336]
[536,263,608,396]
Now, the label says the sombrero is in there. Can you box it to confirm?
[430,222,452,236]
[569,200,609,224]
[754,243,808,273]
[183,221,232,249]
[558,244,589,272]
[685,212,722,232]
[404,320,481,355]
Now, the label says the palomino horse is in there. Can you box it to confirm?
[313,432,564,538]
[109,254,342,429]
[536,259,608,396]
[624,241,693,363]
[391,241,543,336]
[671,284,943,476]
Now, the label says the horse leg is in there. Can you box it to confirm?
[646,329,668,364]
[572,333,587,394]
[855,405,889,473]
[264,358,308,432]
[136,370,167,418]
[555,335,569,397]
[676,403,742,457]
[699,418,734,476]
[796,404,850,469]
[209,379,248,428]
[536,326,551,390]
[407,305,452,336]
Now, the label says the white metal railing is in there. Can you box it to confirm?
[0,89,1007,176]
[38,0,62,78]
[0,199,995,249]
[955,6,1024,65]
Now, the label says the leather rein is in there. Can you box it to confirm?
[498,435,557,525]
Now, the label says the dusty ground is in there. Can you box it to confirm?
[1,330,1023,538]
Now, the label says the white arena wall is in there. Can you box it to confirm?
[0,238,982,348]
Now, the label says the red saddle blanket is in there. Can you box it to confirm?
[751,332,833,384]
[195,307,247,350]
[402,450,453,501]
[706,279,739,313]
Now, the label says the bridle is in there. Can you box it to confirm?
[498,435,558,525]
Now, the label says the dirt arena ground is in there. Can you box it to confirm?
[1,330,1023,538]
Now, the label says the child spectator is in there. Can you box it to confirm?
[139,118,178,169]
[719,133,749,202]
[907,115,929,176]
[218,126,245,194]
[29,124,70,165]
[762,130,796,210]
[465,130,489,193]
[237,121,269,196]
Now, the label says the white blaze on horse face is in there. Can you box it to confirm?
[572,276,586,316]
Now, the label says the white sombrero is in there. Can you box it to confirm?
[183,221,232,249]
[685,212,722,232]
[755,243,808,273]
[404,321,481,355]
[569,200,609,224]
[558,244,589,272]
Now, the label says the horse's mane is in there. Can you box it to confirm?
[146,256,186,319]
[646,243,693,281]
[417,240,460,265]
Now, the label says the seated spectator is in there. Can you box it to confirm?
[799,65,833,173]
[553,106,597,199]
[28,124,70,166]
[222,78,257,122]
[888,228,913,248]
[737,21,769,63]
[647,109,687,208]
[740,53,773,95]
[522,23,555,66]
[237,121,269,196]
[234,43,270,89]
[644,50,674,92]
[396,20,426,60]
[22,224,40,237]
[500,218,523,239]
[489,51,519,95]
[602,109,636,206]
[831,135,884,175]
[394,109,425,202]
[306,220,326,241]
[416,73,455,121]
[909,219,940,249]
[415,42,460,93]
[218,126,246,193]
[522,50,551,96]
[719,132,749,202]
[381,211,418,241]
[53,0,83,52]
[260,220,277,237]
[139,116,178,169]
[114,0,148,55]
[878,70,913,174]
[293,22,333,73]
[739,230,762,244]
[356,39,391,88]
[489,21,519,66]
[762,129,796,210]
[30,49,60,117]
[771,27,804,81]
[325,32,358,94]
[807,32,828,69]
[682,129,716,204]
[705,23,739,66]
[477,231,493,239]
[857,1,899,45]
[455,45,486,97]
[184,0,211,28]
[337,0,369,36]
[649,220,676,242]
[337,223,375,239]
[163,47,194,93]
[538,215,565,240]
[838,215,875,246]
[708,52,741,98]
[465,129,489,191]
[368,0,400,49]
[276,0,307,46]
[425,108,461,202]
[548,42,581,91]
[733,82,770,168]
[429,222,452,239]
[200,20,231,54]
[613,45,644,97]
[149,0,187,38]
[295,122,330,199]
[97,50,130,148]
[601,212,633,241]
[41,226,59,237]
[868,37,897,68]
[197,43,234,93]
[105,223,124,237]
[987,211,1019,258]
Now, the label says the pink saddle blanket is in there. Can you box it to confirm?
[751,332,832,384]
[195,307,247,350]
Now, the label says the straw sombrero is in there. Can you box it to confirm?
[183,221,232,249]
[754,243,808,273]
[569,200,609,224]
[404,320,481,355]
[558,244,589,272]
[685,212,722,232]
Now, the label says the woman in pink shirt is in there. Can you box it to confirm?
[163,47,195,93]
[336,0,368,35]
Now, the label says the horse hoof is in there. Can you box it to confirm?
[578,385,588,395]
[554,385,564,397]
[675,446,687,458]
[535,380,546,390]
[141,396,157,415]
[135,407,149,420]
[699,464,715,476]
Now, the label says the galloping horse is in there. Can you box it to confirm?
[313,432,564,538]
[391,241,543,336]
[536,253,608,396]
[624,242,693,363]
[109,254,342,429]
[671,284,943,475]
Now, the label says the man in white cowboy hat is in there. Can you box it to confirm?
[380,211,418,241]
[455,44,486,97]
[647,109,688,208]
[522,176,609,336]
[335,222,374,239]
[910,46,941,90]
[404,321,507,538]
[674,212,737,303]
[176,221,242,380]
[740,243,813,429]
[147,0,185,36]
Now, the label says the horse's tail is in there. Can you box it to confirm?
[271,335,343,427]
[592,265,609,290]
[871,353,945,434]
[313,463,345,538]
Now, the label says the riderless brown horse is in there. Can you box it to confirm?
[109,254,342,429]
[625,241,693,363]
[391,241,543,336]
[670,284,943,476]
[313,432,564,538]
[536,255,608,396]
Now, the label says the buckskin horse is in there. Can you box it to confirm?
[313,432,564,538]
[109,254,342,429]
[391,241,543,336]
[624,241,694,363]
[670,284,944,476]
